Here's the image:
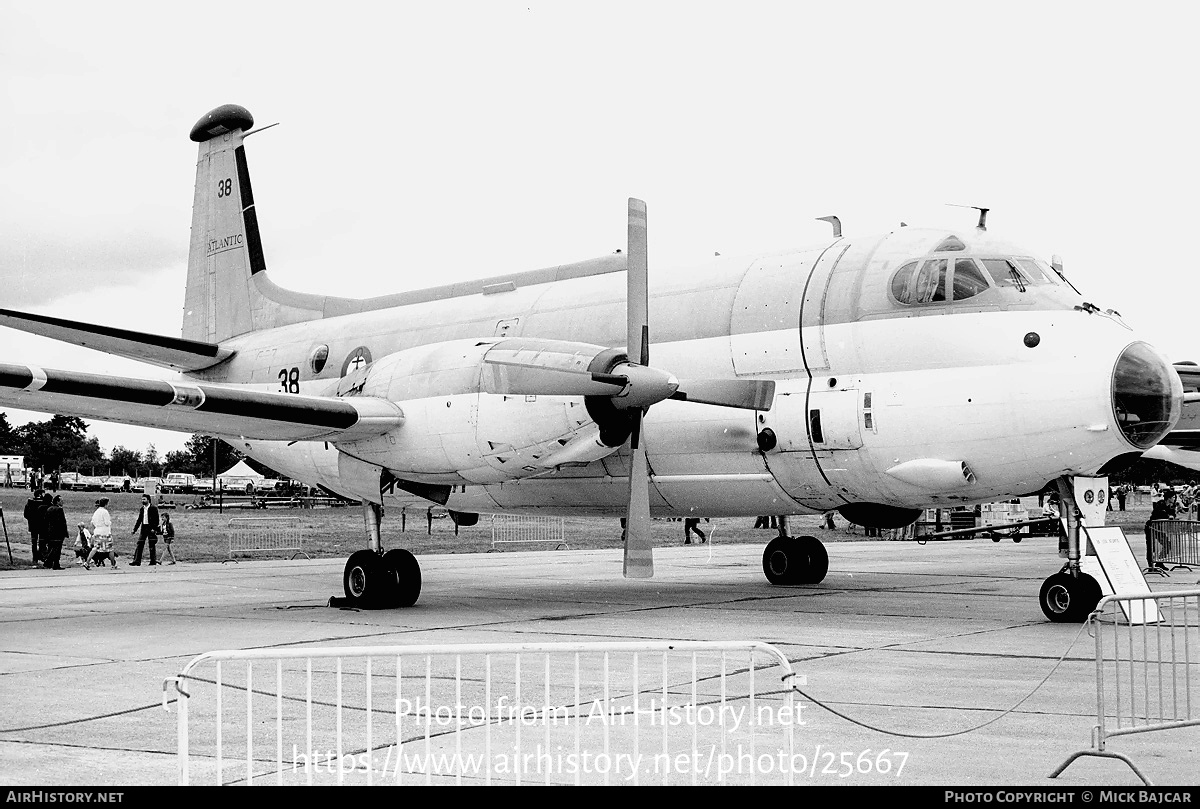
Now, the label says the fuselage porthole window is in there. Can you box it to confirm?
[310,344,330,375]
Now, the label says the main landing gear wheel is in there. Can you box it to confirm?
[382,548,422,608]
[762,536,829,585]
[343,550,388,608]
[1038,571,1102,623]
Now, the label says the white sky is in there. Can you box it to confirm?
[2,1,1198,458]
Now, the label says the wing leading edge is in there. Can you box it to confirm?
[0,309,233,372]
[0,363,403,442]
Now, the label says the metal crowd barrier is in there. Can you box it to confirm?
[490,515,568,551]
[224,517,308,562]
[1145,520,1199,573]
[1050,589,1200,785]
[163,641,802,786]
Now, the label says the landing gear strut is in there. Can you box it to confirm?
[762,517,828,585]
[338,500,422,608]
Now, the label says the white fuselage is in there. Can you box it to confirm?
[191,226,1164,517]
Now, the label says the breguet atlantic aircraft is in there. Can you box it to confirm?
[1,104,1195,621]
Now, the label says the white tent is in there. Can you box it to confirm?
[218,460,264,480]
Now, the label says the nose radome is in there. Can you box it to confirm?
[1112,342,1183,449]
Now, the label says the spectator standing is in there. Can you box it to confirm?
[23,489,44,567]
[85,497,117,570]
[1144,490,1178,571]
[160,513,177,564]
[42,494,68,570]
[130,494,161,565]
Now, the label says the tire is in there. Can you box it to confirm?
[990,532,1001,543]
[762,537,800,585]
[382,549,422,608]
[1039,571,1102,622]
[795,535,828,584]
[343,550,386,607]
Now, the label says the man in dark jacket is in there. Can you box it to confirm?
[23,489,45,567]
[1144,490,1178,570]
[42,494,68,570]
[130,494,161,565]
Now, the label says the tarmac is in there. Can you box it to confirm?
[0,533,1197,787]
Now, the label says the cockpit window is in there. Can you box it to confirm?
[952,259,990,300]
[893,257,990,305]
[915,259,947,303]
[890,261,918,302]
[982,258,1028,289]
[1015,258,1054,284]
[981,257,1056,289]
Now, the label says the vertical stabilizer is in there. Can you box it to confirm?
[183,104,270,342]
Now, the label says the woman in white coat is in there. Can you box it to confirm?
[85,497,117,569]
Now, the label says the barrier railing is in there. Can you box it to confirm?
[1050,589,1200,785]
[490,515,568,551]
[224,517,308,562]
[1145,520,1199,573]
[163,641,802,785]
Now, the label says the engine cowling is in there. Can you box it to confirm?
[334,338,634,484]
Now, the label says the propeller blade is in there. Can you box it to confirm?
[483,358,629,396]
[627,198,649,366]
[670,379,776,411]
[623,410,654,579]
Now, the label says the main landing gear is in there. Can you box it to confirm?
[762,518,829,585]
[337,501,423,608]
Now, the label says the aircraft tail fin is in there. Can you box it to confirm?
[184,105,322,342]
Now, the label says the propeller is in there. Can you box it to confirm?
[480,198,776,578]
[623,198,654,578]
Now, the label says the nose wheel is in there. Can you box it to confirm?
[762,535,828,585]
[1038,571,1101,622]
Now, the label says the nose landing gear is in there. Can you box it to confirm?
[1038,476,1105,623]
[1038,569,1102,623]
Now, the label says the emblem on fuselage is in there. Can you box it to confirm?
[341,346,372,376]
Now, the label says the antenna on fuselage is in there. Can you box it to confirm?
[947,204,989,231]
[816,215,842,237]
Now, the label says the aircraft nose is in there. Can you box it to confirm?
[1112,342,1183,448]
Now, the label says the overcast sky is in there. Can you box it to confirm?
[2,1,1198,460]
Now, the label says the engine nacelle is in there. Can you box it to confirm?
[334,338,628,484]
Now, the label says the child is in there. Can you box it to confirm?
[160,513,177,564]
[73,524,92,566]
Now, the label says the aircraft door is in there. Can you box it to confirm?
[807,388,864,451]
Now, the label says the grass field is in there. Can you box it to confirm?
[0,486,1161,570]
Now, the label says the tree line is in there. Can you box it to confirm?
[0,413,268,477]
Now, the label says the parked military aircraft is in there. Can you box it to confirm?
[0,104,1189,620]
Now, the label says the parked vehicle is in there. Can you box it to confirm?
[162,473,197,493]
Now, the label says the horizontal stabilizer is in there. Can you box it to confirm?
[0,309,233,372]
[0,362,403,442]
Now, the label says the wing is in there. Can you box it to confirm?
[0,308,232,372]
[0,362,402,442]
